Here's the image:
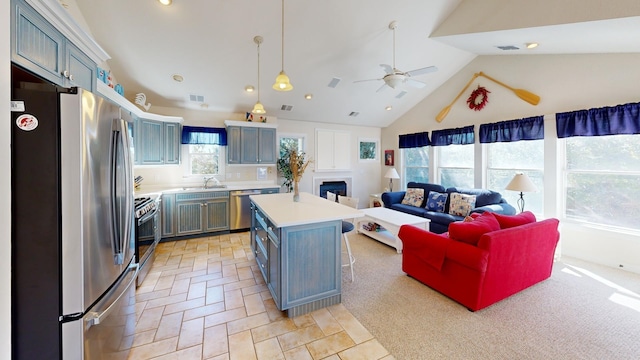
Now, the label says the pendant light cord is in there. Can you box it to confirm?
[257,40,261,102]
[392,25,396,69]
[281,0,285,71]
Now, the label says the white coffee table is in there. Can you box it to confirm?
[356,207,430,253]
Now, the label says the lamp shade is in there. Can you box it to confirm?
[251,101,265,114]
[384,168,400,179]
[272,71,293,91]
[505,173,538,193]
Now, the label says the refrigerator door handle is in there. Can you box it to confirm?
[84,263,139,329]
[109,122,122,264]
[120,118,135,263]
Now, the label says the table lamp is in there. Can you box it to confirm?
[505,172,538,213]
[384,168,400,192]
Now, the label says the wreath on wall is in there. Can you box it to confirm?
[466,85,491,111]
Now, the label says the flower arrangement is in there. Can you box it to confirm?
[277,148,311,201]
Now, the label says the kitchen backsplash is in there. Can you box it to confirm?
[133,164,279,189]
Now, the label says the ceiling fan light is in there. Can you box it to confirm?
[252,101,266,114]
[385,74,404,89]
[273,71,293,91]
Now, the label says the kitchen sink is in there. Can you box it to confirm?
[181,185,227,190]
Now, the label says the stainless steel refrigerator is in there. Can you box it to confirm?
[11,64,138,359]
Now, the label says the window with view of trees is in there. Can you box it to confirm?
[564,134,640,230]
[486,140,544,214]
[437,144,474,188]
[403,147,429,184]
[184,145,223,175]
[279,135,304,157]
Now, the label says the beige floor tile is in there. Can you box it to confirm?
[175,269,208,281]
[263,299,285,322]
[224,288,245,310]
[251,318,297,343]
[206,285,225,305]
[187,281,207,300]
[229,330,257,360]
[155,312,184,341]
[128,336,178,360]
[277,324,325,352]
[169,277,191,295]
[327,304,373,344]
[254,337,285,360]
[292,314,315,328]
[310,308,343,336]
[244,293,267,316]
[207,276,241,288]
[224,278,258,292]
[283,345,314,360]
[164,297,206,315]
[305,331,355,360]
[183,302,226,322]
[157,266,197,278]
[226,312,271,335]
[145,292,189,309]
[152,344,203,360]
[204,307,247,328]
[129,329,156,348]
[240,283,269,297]
[338,339,390,360]
[178,317,204,350]
[191,272,223,284]
[203,324,228,359]
[136,289,171,302]
[135,306,165,333]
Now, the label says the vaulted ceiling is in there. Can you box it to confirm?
[72,0,640,127]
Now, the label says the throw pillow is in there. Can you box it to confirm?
[448,212,500,246]
[401,188,425,207]
[493,211,536,229]
[448,192,477,217]
[425,191,448,212]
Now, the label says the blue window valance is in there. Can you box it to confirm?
[181,126,227,145]
[556,102,640,138]
[479,116,544,143]
[399,132,430,148]
[430,125,475,146]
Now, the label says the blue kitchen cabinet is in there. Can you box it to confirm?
[175,191,229,236]
[11,0,96,91]
[226,123,277,164]
[135,119,181,165]
[161,194,176,238]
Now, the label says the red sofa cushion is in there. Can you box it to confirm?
[493,211,536,229]
[448,212,500,246]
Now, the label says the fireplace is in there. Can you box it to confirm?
[319,181,347,201]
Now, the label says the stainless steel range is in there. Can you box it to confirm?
[134,196,161,287]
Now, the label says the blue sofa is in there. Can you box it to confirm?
[381,182,516,234]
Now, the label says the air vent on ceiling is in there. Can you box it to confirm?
[189,94,205,103]
[396,91,408,99]
[348,111,359,117]
[327,77,341,88]
[280,104,293,111]
[496,45,520,51]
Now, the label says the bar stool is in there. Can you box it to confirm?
[338,195,358,282]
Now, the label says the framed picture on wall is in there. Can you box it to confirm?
[358,138,379,162]
[385,150,394,166]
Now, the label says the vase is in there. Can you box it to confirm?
[293,179,300,202]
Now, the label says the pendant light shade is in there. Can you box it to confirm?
[273,0,293,91]
[252,36,266,115]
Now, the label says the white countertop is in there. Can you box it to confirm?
[250,192,363,228]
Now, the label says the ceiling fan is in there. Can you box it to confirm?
[355,21,438,92]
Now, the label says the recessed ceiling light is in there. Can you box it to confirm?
[245,85,255,93]
[172,74,184,82]
[158,0,172,5]
[304,94,312,100]
[526,42,539,49]
[200,103,209,109]
[385,106,392,111]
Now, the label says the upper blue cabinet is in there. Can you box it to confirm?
[10,0,107,91]
[225,120,278,165]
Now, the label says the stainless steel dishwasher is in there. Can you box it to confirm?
[230,189,262,230]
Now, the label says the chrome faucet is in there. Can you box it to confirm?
[203,176,215,188]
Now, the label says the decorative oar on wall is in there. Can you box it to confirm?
[436,71,540,122]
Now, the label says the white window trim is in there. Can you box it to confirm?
[181,144,226,177]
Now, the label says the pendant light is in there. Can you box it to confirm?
[252,36,266,114]
[272,0,293,91]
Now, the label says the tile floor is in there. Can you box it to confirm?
[127,232,394,359]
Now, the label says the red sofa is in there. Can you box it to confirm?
[398,216,560,311]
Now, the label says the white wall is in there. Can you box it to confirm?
[1,0,12,357]
[135,106,382,209]
[382,53,640,273]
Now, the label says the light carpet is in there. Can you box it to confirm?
[340,232,640,360]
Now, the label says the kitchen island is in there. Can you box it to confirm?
[249,192,363,316]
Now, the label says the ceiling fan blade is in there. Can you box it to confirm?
[379,64,393,74]
[406,66,438,77]
[376,83,389,93]
[406,78,427,89]
[353,78,383,84]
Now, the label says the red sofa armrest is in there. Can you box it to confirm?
[399,225,451,271]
